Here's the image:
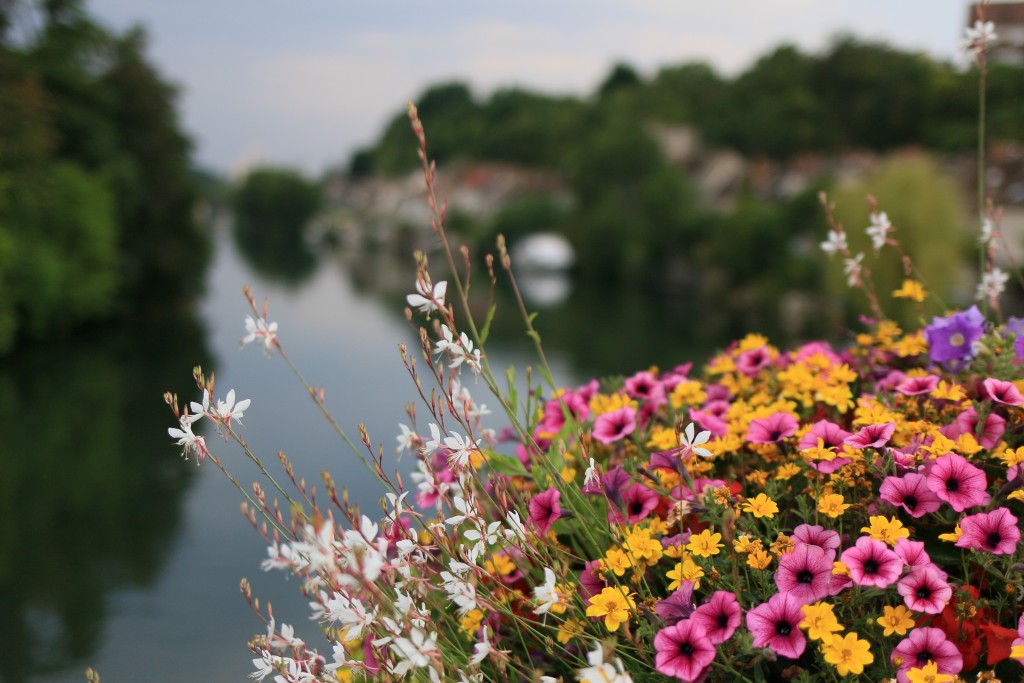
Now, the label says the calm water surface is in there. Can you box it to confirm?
[0,224,827,682]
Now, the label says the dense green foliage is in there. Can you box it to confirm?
[0,1,209,353]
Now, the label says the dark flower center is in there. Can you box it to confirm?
[797,569,814,585]
[916,586,932,599]
[775,621,792,636]
[769,430,781,441]
[630,501,644,515]
[903,495,918,510]
[717,613,730,629]
[986,531,1002,548]
[679,642,695,656]
[863,559,879,574]
[916,651,933,665]
[945,477,960,492]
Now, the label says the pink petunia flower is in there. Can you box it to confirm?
[897,565,952,614]
[845,422,895,449]
[655,583,697,627]
[956,507,1021,555]
[925,453,990,512]
[840,537,902,589]
[745,592,807,659]
[653,619,716,682]
[879,473,943,518]
[620,483,660,524]
[692,591,742,645]
[592,405,637,444]
[891,627,963,683]
[774,544,833,604]
[624,370,667,407]
[955,407,1005,449]
[896,374,940,396]
[736,346,773,376]
[982,377,1024,406]
[792,524,841,559]
[746,412,798,444]
[528,487,561,535]
[893,539,934,569]
[797,420,851,451]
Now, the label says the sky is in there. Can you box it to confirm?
[89,0,973,176]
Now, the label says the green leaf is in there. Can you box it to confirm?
[479,304,497,344]
[486,452,528,476]
[506,366,518,414]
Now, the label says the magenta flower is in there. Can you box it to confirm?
[620,483,660,524]
[797,420,851,450]
[894,539,933,569]
[736,346,773,376]
[692,591,742,645]
[592,405,637,444]
[982,377,1024,406]
[845,422,895,449]
[956,507,1021,555]
[897,565,952,615]
[792,524,841,559]
[654,619,716,682]
[896,374,939,396]
[745,592,807,659]
[579,559,608,601]
[655,583,697,627]
[624,370,667,407]
[955,407,1005,449]
[925,453,990,512]
[840,537,902,589]
[746,412,798,444]
[774,543,833,604]
[528,487,561,535]
[891,627,963,683]
[879,473,943,518]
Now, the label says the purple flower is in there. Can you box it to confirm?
[840,537,902,589]
[956,507,1021,555]
[774,544,833,604]
[528,487,561,535]
[746,412,798,444]
[923,305,984,365]
[620,483,660,524]
[692,591,742,645]
[845,422,895,449]
[655,583,697,626]
[897,565,952,614]
[792,524,841,559]
[925,453,990,512]
[891,627,963,683]
[745,592,807,659]
[579,559,607,601]
[654,619,716,682]
[879,473,942,518]
[592,405,637,444]
[982,378,1024,406]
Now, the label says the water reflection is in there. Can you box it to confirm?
[233,215,320,286]
[0,316,213,683]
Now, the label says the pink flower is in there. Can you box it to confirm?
[624,370,667,407]
[845,422,895,449]
[736,347,773,376]
[774,544,833,604]
[891,627,963,683]
[955,407,1005,449]
[746,412,798,444]
[620,483,660,524]
[528,488,561,535]
[897,565,952,614]
[840,537,902,589]
[982,377,1024,406]
[956,507,1021,555]
[792,524,841,559]
[654,619,716,682]
[879,473,943,518]
[893,539,933,569]
[692,591,742,645]
[797,420,851,451]
[592,406,636,444]
[925,453,990,512]
[745,592,806,659]
[896,374,939,396]
[656,584,697,627]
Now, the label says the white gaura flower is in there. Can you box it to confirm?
[576,643,632,683]
[679,422,713,459]
[215,389,250,425]
[532,567,562,615]
[977,267,1010,305]
[444,431,479,469]
[963,19,998,63]
[504,509,527,543]
[396,423,419,454]
[390,627,439,676]
[242,315,279,355]
[843,252,864,287]
[423,423,443,455]
[979,217,996,246]
[583,458,600,489]
[168,415,209,463]
[407,278,447,316]
[819,229,847,257]
[866,211,892,252]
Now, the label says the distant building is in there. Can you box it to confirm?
[969,2,1024,65]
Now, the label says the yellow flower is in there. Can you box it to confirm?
[861,516,910,547]
[817,493,850,518]
[483,553,517,577]
[800,602,843,641]
[821,632,874,677]
[776,463,801,480]
[667,556,704,590]
[747,548,772,570]
[624,528,664,566]
[1001,447,1024,467]
[930,380,966,402]
[556,618,585,645]
[1008,490,1024,503]
[603,548,632,577]
[742,493,779,519]
[733,535,759,553]
[586,587,635,632]
[832,560,850,577]
[589,392,637,417]
[893,279,927,303]
[876,605,916,637]
[770,533,794,556]
[686,529,724,558]
[938,524,962,543]
[1011,643,1024,659]
[460,609,485,637]
[669,380,706,409]
[893,331,928,357]
[905,661,955,683]
[647,426,678,450]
